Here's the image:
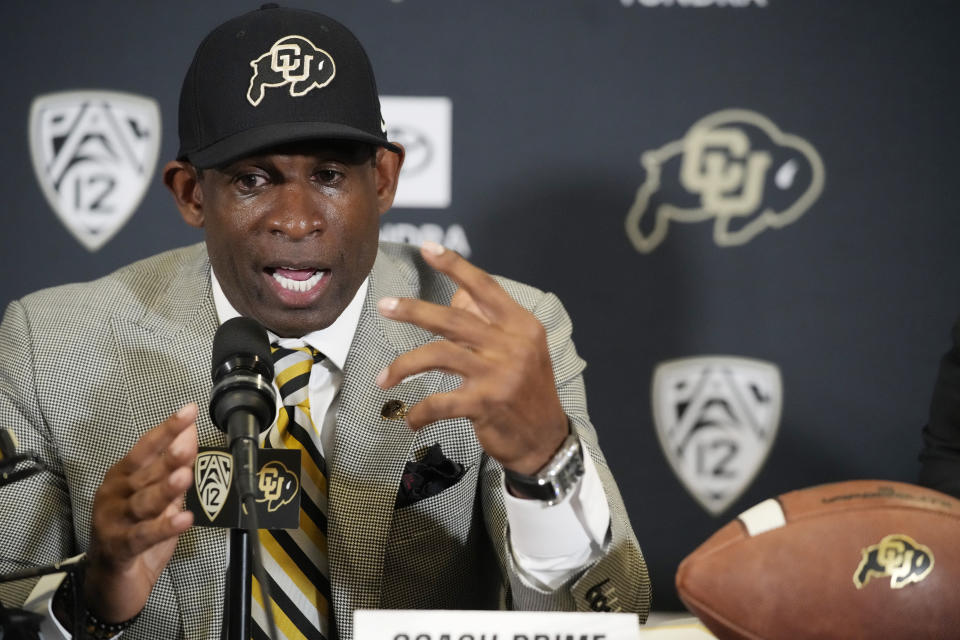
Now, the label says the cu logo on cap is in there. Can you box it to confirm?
[247,35,336,107]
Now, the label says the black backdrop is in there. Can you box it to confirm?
[3,0,959,611]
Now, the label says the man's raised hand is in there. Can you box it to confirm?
[375,242,569,476]
[75,403,198,624]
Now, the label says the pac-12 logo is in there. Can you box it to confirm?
[854,534,934,590]
[625,109,824,253]
[195,451,233,522]
[29,91,161,252]
[652,356,782,515]
[248,35,336,107]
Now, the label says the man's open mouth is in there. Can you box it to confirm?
[267,267,327,292]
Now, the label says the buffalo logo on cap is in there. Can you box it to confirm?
[247,35,336,107]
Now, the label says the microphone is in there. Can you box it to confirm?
[209,317,276,500]
[209,317,282,640]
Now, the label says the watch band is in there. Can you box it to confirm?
[503,431,585,506]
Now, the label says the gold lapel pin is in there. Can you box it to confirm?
[381,399,408,420]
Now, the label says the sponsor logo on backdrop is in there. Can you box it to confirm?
[29,91,161,252]
[380,222,472,259]
[621,0,767,7]
[625,109,823,253]
[248,35,336,107]
[652,356,782,515]
[390,124,433,177]
[380,96,452,208]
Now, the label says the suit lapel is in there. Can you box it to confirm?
[109,245,228,637]
[328,247,448,630]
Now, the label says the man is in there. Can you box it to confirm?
[0,5,649,639]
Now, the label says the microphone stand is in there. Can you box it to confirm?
[225,527,252,640]
[209,319,279,640]
[0,546,84,639]
[223,410,278,640]
[0,453,81,638]
[0,453,44,488]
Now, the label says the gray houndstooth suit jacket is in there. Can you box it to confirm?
[0,242,650,639]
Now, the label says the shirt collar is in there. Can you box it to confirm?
[210,270,367,372]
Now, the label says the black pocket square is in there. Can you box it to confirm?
[396,442,466,508]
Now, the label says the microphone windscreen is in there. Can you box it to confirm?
[211,316,274,381]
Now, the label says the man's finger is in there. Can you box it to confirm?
[403,388,481,431]
[119,508,194,559]
[378,297,498,347]
[451,288,487,322]
[95,493,193,562]
[375,340,483,389]
[119,403,198,474]
[418,241,520,324]
[126,415,199,493]
[128,466,194,521]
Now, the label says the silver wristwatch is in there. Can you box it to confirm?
[503,431,585,506]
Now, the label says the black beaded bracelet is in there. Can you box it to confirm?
[55,568,141,640]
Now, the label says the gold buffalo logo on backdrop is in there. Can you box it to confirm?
[248,35,336,107]
[625,109,825,253]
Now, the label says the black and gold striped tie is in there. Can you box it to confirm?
[252,343,331,640]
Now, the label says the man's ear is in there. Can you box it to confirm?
[374,144,405,216]
[162,160,205,228]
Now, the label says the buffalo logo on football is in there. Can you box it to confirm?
[247,35,336,107]
[28,91,161,251]
[625,109,824,253]
[256,461,299,512]
[854,534,934,590]
[195,451,233,522]
[652,356,782,515]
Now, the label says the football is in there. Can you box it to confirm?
[675,480,960,640]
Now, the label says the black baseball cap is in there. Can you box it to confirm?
[177,4,400,169]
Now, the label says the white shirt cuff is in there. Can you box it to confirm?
[24,570,71,640]
[503,439,611,590]
[23,555,97,640]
